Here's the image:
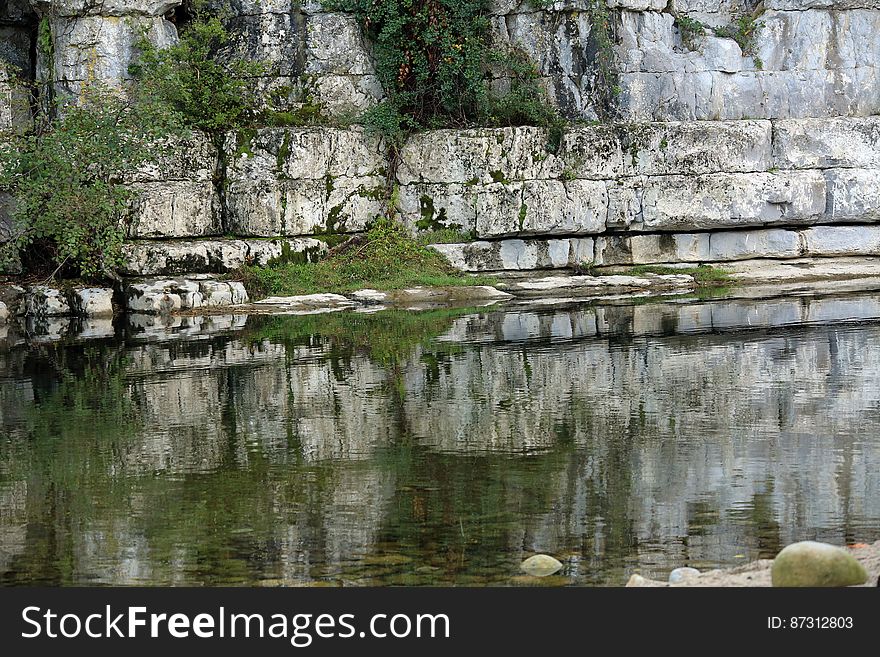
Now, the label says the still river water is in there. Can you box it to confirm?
[1,292,879,586]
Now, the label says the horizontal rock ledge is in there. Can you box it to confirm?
[102,118,880,240]
[120,238,328,276]
[430,224,880,271]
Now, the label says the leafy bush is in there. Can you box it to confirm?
[485,49,567,152]
[129,16,265,134]
[1,11,265,279]
[328,0,563,145]
[362,101,421,149]
[0,90,181,278]
[328,0,492,128]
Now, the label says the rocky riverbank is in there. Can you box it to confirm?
[626,540,880,587]
[2,254,880,325]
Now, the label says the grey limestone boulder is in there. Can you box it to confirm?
[21,286,115,317]
[125,277,249,314]
[72,288,114,317]
[22,286,71,317]
[668,567,701,584]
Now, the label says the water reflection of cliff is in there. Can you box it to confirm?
[1,295,880,585]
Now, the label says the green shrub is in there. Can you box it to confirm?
[327,0,563,145]
[1,11,267,279]
[129,16,265,134]
[362,101,421,149]
[0,90,182,278]
[327,0,492,128]
[485,49,566,152]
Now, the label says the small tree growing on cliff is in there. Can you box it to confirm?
[129,16,266,135]
[1,8,265,280]
[0,87,180,278]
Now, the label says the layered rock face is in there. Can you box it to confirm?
[221,117,880,270]
[34,1,179,103]
[1,0,879,274]
[617,2,880,121]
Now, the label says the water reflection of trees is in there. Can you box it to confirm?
[1,304,880,584]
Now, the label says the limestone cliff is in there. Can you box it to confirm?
[1,0,879,274]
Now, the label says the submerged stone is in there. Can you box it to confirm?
[668,567,701,584]
[520,554,563,577]
[771,541,868,587]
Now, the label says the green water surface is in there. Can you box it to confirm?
[1,295,879,586]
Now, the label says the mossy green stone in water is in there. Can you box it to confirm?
[771,541,868,587]
[520,554,563,577]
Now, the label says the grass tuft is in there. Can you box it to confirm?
[616,264,732,286]
[237,218,495,298]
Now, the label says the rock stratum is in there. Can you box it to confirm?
[1,0,880,276]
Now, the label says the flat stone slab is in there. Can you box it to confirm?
[726,257,880,286]
[502,273,696,296]
[125,277,248,314]
[238,286,514,315]
[253,293,357,313]
[389,286,513,303]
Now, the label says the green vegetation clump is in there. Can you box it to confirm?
[0,90,182,278]
[675,15,707,50]
[325,0,565,147]
[713,15,765,69]
[586,0,620,116]
[237,218,495,297]
[1,10,266,280]
[616,264,732,287]
[415,228,478,244]
[484,49,567,152]
[129,16,265,134]
[676,12,765,69]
